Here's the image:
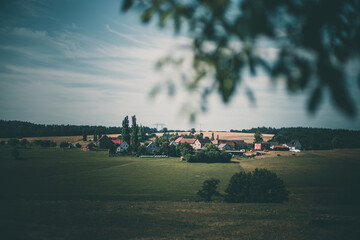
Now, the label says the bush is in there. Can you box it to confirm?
[136,145,147,156]
[187,144,231,163]
[225,168,289,203]
[87,143,96,151]
[59,141,70,149]
[177,142,193,156]
[20,139,29,147]
[33,140,56,148]
[197,178,221,202]
[7,138,20,147]
[75,143,82,148]
[11,148,20,159]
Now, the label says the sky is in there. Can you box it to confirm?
[0,0,359,131]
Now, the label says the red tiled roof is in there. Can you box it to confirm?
[175,137,196,144]
[111,138,131,145]
[111,139,123,145]
[273,145,288,149]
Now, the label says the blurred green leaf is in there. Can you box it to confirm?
[121,0,133,11]
[308,87,322,113]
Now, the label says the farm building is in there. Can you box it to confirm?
[270,145,289,151]
[226,149,246,156]
[232,140,246,148]
[97,135,114,149]
[218,143,232,151]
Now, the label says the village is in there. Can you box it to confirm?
[95,133,303,158]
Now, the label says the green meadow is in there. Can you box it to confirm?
[1,147,360,239]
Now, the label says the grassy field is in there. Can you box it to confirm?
[0,147,360,239]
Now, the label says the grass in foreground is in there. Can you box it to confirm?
[0,147,241,200]
[1,200,360,239]
[1,147,360,239]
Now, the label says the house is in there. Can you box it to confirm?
[146,141,158,152]
[288,140,302,152]
[115,140,130,153]
[254,143,262,150]
[173,137,197,147]
[97,135,114,149]
[218,143,232,151]
[254,142,270,150]
[193,138,212,150]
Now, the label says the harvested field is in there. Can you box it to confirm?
[155,131,274,143]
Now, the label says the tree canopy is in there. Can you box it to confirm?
[121,0,360,118]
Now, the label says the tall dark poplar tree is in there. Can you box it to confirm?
[122,116,130,144]
[131,115,139,151]
[82,129,87,141]
[254,131,263,143]
[93,130,98,141]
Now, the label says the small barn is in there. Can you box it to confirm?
[218,143,232,151]
[97,135,114,149]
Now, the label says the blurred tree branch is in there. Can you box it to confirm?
[121,0,360,118]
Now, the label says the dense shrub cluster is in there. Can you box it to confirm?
[186,144,231,163]
[33,140,57,148]
[225,169,289,203]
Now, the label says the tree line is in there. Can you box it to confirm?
[231,127,360,150]
[270,127,360,150]
[0,120,157,138]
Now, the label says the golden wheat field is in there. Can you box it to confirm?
[0,132,273,145]
[155,132,274,143]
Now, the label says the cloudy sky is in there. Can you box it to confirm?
[0,0,359,131]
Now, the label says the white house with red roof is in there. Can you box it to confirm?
[173,137,197,147]
[193,138,212,150]
[114,139,130,153]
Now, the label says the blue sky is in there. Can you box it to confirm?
[0,0,359,131]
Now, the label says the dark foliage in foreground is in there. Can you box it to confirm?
[225,169,289,203]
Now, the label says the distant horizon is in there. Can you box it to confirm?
[1,119,359,132]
